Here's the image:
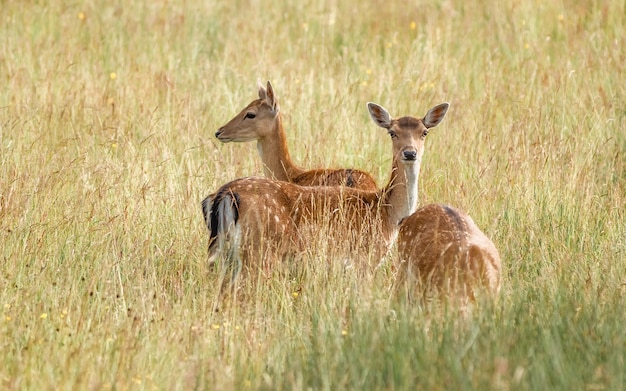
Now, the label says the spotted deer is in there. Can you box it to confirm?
[215,81,378,190]
[395,203,502,303]
[203,102,450,292]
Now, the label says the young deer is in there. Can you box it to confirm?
[395,203,502,303]
[202,102,449,292]
[215,81,378,190]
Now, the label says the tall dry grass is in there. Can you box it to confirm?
[1,0,625,389]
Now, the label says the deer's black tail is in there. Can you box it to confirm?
[201,189,242,290]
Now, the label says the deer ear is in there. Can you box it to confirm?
[258,81,267,100]
[423,102,449,129]
[367,102,392,129]
[265,80,279,113]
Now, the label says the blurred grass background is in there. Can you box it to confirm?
[1,0,624,389]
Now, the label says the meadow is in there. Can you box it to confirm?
[1,0,625,389]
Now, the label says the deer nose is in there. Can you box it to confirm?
[215,129,223,138]
[403,150,417,161]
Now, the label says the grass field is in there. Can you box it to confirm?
[1,0,625,389]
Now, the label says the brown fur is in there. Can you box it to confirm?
[395,203,502,303]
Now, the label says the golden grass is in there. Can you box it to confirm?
[1,0,625,389]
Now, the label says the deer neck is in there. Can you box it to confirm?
[256,114,303,181]
[380,158,421,231]
[404,161,420,215]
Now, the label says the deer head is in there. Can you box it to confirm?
[367,101,449,217]
[215,80,280,142]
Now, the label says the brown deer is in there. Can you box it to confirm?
[215,81,378,190]
[202,102,449,292]
[395,203,502,303]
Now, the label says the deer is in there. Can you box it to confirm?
[214,81,378,190]
[395,203,502,304]
[202,101,450,293]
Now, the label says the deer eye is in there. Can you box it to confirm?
[244,112,256,119]
[388,131,398,139]
[422,129,429,137]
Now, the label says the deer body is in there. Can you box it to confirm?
[203,102,450,291]
[215,81,378,190]
[395,203,502,302]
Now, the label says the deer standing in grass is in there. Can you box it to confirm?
[395,203,502,303]
[202,101,450,292]
[215,81,378,190]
